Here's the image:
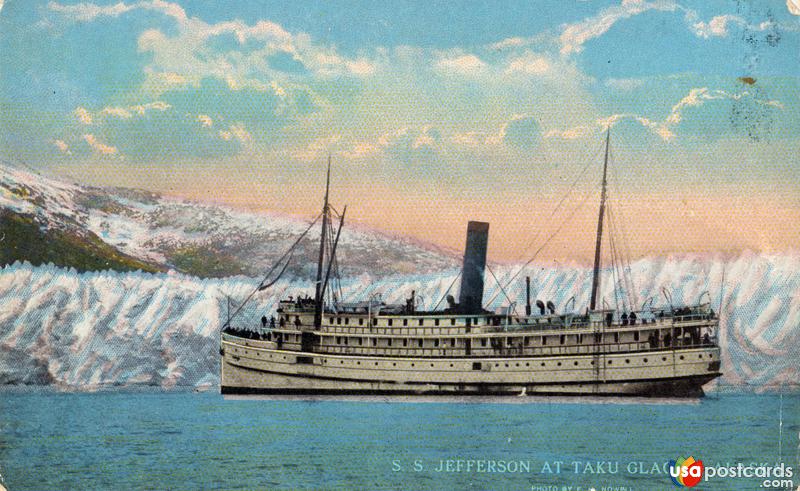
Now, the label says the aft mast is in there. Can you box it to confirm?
[313,156,331,329]
[589,128,610,311]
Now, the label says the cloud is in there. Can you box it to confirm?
[543,126,591,139]
[47,0,135,22]
[83,134,118,154]
[228,124,251,143]
[340,142,380,160]
[489,37,529,50]
[435,54,487,75]
[502,116,542,148]
[197,114,213,127]
[48,0,374,90]
[48,0,187,23]
[52,139,70,154]
[504,53,552,76]
[74,106,93,125]
[78,101,171,122]
[345,59,376,76]
[291,135,340,162]
[545,87,785,142]
[690,14,744,38]
[559,0,680,55]
[557,1,779,55]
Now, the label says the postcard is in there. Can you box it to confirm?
[0,1,798,490]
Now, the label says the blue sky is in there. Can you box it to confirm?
[1,0,799,259]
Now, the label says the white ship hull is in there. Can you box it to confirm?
[220,337,721,397]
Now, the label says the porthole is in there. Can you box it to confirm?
[680,355,685,360]
[541,362,546,367]
[607,360,612,365]
[357,361,360,365]
[557,362,562,366]
[662,357,667,361]
[698,354,703,359]
[643,358,648,363]
[430,363,434,368]
[625,359,630,364]
[574,361,579,366]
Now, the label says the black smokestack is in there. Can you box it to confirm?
[525,277,531,316]
[458,221,489,314]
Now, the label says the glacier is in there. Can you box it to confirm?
[0,252,798,391]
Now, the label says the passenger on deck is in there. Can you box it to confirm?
[621,313,628,326]
[261,316,267,328]
[629,312,637,325]
[270,316,275,329]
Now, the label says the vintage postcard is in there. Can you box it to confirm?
[0,0,798,490]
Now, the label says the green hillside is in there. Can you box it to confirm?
[0,210,164,274]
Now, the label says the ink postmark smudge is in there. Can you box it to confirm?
[730,2,786,141]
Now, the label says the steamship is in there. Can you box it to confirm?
[220,132,722,397]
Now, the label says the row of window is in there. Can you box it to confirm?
[284,315,486,327]
[271,331,644,348]
[229,345,714,368]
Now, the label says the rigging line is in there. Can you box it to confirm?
[224,213,321,327]
[613,212,631,311]
[489,184,595,307]
[609,203,636,310]
[609,203,630,313]
[608,158,638,306]
[607,215,621,313]
[433,270,462,311]
[511,144,600,264]
[486,264,516,315]
[606,207,628,309]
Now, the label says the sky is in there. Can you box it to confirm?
[1,0,799,263]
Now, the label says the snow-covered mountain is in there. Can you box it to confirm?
[0,252,797,391]
[0,163,457,278]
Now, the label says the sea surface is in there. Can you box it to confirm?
[0,390,798,490]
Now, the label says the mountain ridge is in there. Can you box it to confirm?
[0,163,458,278]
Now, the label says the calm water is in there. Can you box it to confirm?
[0,390,797,490]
